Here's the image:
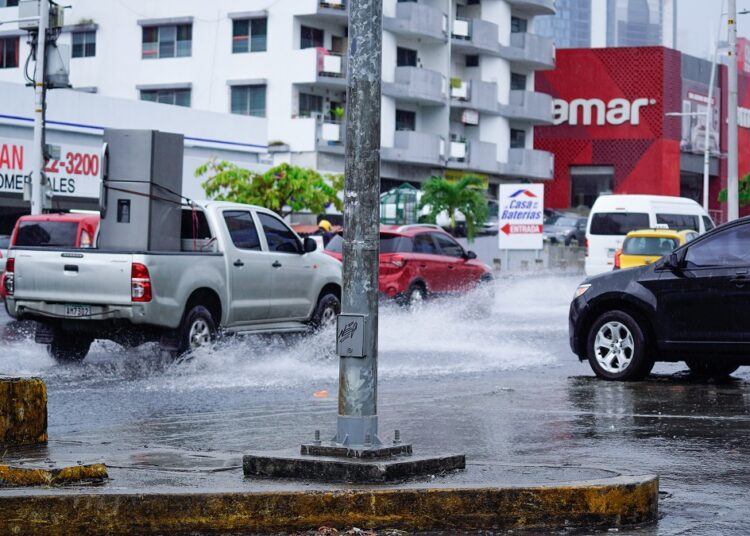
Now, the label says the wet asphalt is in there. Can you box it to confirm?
[1,274,749,535]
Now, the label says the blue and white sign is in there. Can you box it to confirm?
[498,184,545,250]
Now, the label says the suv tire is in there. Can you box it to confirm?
[48,335,92,364]
[586,310,654,381]
[177,305,217,356]
[311,293,340,330]
[685,359,740,378]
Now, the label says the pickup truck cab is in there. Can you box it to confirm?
[4,201,342,362]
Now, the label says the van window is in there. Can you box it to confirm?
[589,213,649,235]
[656,213,699,231]
[16,221,78,247]
[702,216,715,231]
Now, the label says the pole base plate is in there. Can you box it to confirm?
[300,442,412,459]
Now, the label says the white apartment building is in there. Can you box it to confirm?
[0,0,556,193]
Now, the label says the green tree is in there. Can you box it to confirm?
[719,172,750,206]
[418,175,489,240]
[195,161,344,217]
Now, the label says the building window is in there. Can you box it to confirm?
[465,54,479,67]
[510,72,527,90]
[396,47,418,67]
[396,109,416,131]
[511,16,528,33]
[510,128,526,148]
[141,88,191,107]
[72,31,96,58]
[142,24,192,59]
[0,0,19,6]
[231,85,266,117]
[0,37,18,69]
[232,18,267,53]
[300,25,324,49]
[299,93,323,117]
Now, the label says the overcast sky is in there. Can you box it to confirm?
[677,0,750,58]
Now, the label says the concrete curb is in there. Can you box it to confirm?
[0,377,47,446]
[0,474,658,535]
[0,463,108,488]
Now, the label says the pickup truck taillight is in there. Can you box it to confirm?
[4,257,14,296]
[131,263,152,302]
[80,230,92,248]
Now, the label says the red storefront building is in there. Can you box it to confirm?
[535,45,750,222]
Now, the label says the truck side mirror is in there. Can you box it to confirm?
[304,237,317,253]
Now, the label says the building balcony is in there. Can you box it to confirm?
[383,66,447,106]
[499,90,553,124]
[316,119,346,155]
[447,139,499,174]
[451,18,501,56]
[293,48,347,90]
[500,32,555,70]
[384,2,448,43]
[505,0,556,16]
[382,131,445,166]
[299,0,348,24]
[450,79,499,114]
[501,148,554,180]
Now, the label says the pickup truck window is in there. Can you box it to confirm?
[16,221,78,247]
[181,209,212,239]
[223,211,261,250]
[258,213,302,254]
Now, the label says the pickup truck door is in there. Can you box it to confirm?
[221,210,271,325]
[256,212,316,321]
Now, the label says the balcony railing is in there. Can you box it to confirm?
[319,0,346,10]
[317,49,346,78]
[383,66,447,106]
[450,79,500,114]
[451,18,501,55]
[382,131,445,166]
[317,118,346,154]
[500,32,555,69]
[502,148,554,180]
[500,90,553,123]
[447,139,499,173]
[384,2,448,42]
[505,0,556,16]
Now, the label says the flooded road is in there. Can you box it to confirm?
[2,274,750,535]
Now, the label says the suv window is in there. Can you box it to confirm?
[432,233,464,258]
[16,221,78,247]
[412,233,437,254]
[223,211,261,250]
[590,212,649,235]
[656,213,699,231]
[258,213,302,253]
[685,224,750,268]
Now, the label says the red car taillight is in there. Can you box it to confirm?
[614,248,623,269]
[131,263,152,302]
[4,257,14,296]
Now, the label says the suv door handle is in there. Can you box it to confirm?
[233,259,244,267]
[272,260,282,268]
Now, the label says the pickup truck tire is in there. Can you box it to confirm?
[311,293,340,331]
[48,336,92,364]
[177,305,217,356]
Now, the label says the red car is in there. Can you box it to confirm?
[1,213,100,300]
[324,224,492,305]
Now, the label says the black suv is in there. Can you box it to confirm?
[570,217,750,381]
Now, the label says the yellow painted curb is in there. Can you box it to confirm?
[0,475,657,535]
[0,377,47,446]
[0,463,108,487]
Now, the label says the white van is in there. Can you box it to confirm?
[585,195,715,276]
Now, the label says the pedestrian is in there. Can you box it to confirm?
[316,219,334,247]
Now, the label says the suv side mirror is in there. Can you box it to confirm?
[465,250,477,260]
[303,237,317,253]
[665,249,685,270]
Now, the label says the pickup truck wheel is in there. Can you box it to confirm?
[685,359,740,378]
[48,336,92,364]
[177,305,217,355]
[586,310,655,381]
[311,293,340,331]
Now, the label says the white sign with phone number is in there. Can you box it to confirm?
[0,137,101,198]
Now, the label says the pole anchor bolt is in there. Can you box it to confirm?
[393,429,401,445]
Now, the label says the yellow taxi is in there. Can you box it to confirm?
[614,228,699,269]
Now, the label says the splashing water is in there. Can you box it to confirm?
[0,275,581,393]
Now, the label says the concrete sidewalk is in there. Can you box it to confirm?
[0,439,658,535]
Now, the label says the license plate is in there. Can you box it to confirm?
[607,248,616,258]
[64,304,91,317]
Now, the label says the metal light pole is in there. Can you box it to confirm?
[336,0,383,449]
[30,0,49,216]
[727,0,739,221]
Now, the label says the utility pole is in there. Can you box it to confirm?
[336,0,383,449]
[30,0,49,216]
[728,0,739,221]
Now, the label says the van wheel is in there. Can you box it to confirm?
[685,360,739,378]
[177,305,217,356]
[48,335,92,364]
[311,293,340,330]
[586,310,654,381]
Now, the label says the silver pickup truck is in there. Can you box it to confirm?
[4,201,342,362]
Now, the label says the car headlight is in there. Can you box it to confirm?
[574,284,591,299]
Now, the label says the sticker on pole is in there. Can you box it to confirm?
[498,184,544,250]
[336,314,366,358]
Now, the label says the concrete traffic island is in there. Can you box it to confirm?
[0,377,47,446]
[0,463,108,487]
[0,462,658,535]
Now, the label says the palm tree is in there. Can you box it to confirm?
[418,175,489,240]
